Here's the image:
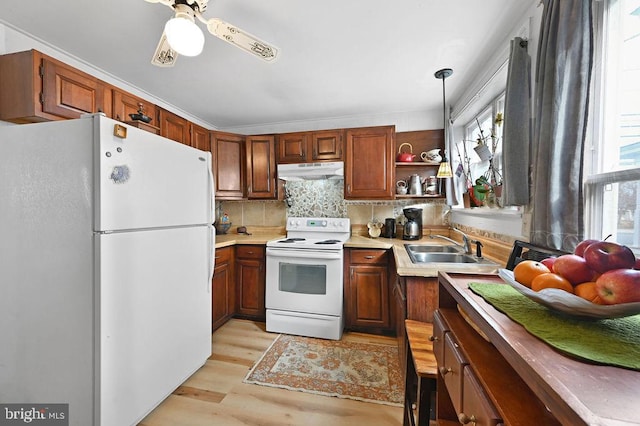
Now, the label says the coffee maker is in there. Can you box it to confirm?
[402,208,423,240]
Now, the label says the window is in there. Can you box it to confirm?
[586,0,640,252]
[452,94,505,205]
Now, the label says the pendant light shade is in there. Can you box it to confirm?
[164,11,205,57]
[434,68,453,179]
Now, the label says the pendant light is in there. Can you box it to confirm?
[435,68,453,178]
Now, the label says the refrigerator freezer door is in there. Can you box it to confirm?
[96,226,211,426]
[95,116,213,232]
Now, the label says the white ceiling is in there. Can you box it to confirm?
[0,0,534,132]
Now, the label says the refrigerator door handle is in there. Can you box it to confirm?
[208,224,214,292]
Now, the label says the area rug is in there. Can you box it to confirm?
[243,334,403,406]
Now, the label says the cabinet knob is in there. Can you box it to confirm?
[439,366,452,376]
[457,413,477,425]
[364,255,374,259]
[428,335,438,342]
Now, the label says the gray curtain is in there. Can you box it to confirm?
[530,0,593,251]
[502,37,531,206]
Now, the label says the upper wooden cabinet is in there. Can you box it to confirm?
[344,125,395,199]
[0,50,108,123]
[191,123,210,151]
[212,131,245,200]
[246,135,277,199]
[276,129,343,163]
[311,129,343,161]
[158,108,190,145]
[112,89,158,125]
[276,132,308,163]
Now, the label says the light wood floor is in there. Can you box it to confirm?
[139,319,404,426]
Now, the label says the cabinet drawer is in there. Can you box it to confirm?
[441,332,468,413]
[460,366,502,426]
[432,310,449,365]
[236,245,265,259]
[350,249,388,265]
[215,246,233,263]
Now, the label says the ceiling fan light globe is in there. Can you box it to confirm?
[164,16,205,57]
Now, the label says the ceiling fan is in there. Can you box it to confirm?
[145,0,279,67]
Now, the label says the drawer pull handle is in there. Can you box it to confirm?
[439,366,452,376]
[457,413,477,425]
[364,255,375,259]
[428,335,439,342]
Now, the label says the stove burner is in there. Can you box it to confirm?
[315,239,341,244]
[279,238,306,243]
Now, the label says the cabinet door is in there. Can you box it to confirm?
[212,247,235,331]
[276,132,308,163]
[346,264,390,330]
[311,129,343,161]
[159,108,190,145]
[112,89,157,124]
[345,126,395,199]
[41,57,107,119]
[191,123,210,151]
[246,135,277,199]
[212,131,245,200]
[236,246,266,320]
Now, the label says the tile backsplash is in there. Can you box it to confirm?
[284,180,347,218]
[216,179,449,229]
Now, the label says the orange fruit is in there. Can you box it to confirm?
[574,282,604,304]
[531,273,574,293]
[513,260,550,288]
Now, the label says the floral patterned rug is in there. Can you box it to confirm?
[243,334,403,406]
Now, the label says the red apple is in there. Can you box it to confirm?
[583,241,636,273]
[540,257,557,272]
[574,239,600,257]
[552,254,597,286]
[596,269,640,304]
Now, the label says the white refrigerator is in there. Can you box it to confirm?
[0,114,214,425]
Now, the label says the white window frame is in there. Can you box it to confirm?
[585,0,640,251]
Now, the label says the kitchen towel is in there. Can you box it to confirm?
[468,282,640,370]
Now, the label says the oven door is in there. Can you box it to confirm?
[265,247,343,316]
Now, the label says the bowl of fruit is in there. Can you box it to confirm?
[498,240,640,319]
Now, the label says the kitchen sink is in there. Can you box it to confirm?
[404,244,496,266]
[404,244,461,254]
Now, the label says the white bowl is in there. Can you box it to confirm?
[498,269,640,319]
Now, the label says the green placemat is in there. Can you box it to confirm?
[468,282,640,370]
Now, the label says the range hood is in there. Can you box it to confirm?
[277,161,344,181]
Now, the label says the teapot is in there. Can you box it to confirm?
[396,143,416,162]
[396,180,408,195]
[420,149,442,163]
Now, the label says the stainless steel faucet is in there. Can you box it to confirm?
[451,228,472,254]
[428,229,473,254]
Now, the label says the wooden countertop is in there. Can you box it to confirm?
[439,272,640,426]
[215,231,502,277]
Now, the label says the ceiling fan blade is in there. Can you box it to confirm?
[151,32,178,67]
[144,0,174,6]
[205,18,278,62]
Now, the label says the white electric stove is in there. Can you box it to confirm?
[265,217,350,340]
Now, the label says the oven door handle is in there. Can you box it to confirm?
[266,248,342,260]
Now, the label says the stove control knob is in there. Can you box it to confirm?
[322,220,327,227]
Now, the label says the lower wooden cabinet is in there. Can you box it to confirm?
[212,246,235,331]
[235,245,266,320]
[344,248,392,333]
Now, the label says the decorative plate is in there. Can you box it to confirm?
[497,269,640,319]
